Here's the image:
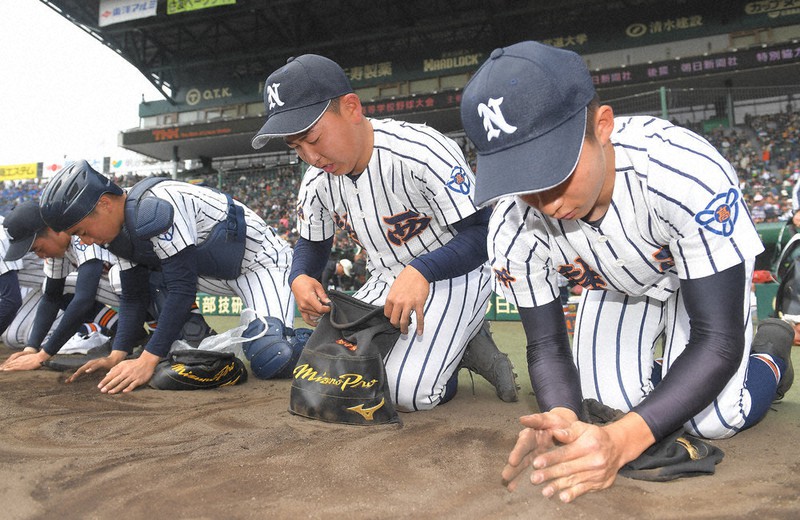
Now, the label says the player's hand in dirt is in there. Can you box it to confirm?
[0,348,44,371]
[502,408,576,492]
[97,351,161,394]
[66,350,127,383]
[521,412,655,503]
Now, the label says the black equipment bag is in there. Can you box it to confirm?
[289,291,402,425]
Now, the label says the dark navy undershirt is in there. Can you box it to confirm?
[35,259,105,355]
[113,246,198,358]
[288,206,490,284]
[518,263,746,441]
[0,270,22,335]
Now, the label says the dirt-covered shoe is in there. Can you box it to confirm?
[752,318,794,401]
[459,321,520,402]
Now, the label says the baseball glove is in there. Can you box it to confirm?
[149,349,248,390]
[582,398,724,482]
[42,342,114,372]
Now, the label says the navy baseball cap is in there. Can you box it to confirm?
[251,54,354,149]
[461,41,596,206]
[3,201,48,261]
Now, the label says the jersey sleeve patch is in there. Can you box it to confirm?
[72,236,88,252]
[693,188,739,237]
[157,225,175,242]
[445,165,472,195]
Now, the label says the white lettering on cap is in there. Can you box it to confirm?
[477,97,517,141]
[266,83,285,110]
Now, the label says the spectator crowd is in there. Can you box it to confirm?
[4,109,800,292]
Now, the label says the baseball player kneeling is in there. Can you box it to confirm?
[39,161,299,393]
[252,54,519,411]
[461,41,794,501]
[1,201,120,370]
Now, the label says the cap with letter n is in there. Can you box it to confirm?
[251,54,354,149]
[460,41,596,206]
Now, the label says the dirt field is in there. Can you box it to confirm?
[1,319,799,519]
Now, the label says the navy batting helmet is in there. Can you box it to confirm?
[40,160,123,232]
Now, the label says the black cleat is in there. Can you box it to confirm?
[752,318,794,401]
[459,321,520,402]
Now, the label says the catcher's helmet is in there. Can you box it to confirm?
[242,317,304,379]
[40,160,123,232]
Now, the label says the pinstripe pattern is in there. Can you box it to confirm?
[297,118,478,280]
[44,237,121,306]
[1,287,44,348]
[14,255,45,289]
[491,116,763,438]
[354,264,492,411]
[117,181,294,324]
[2,234,121,348]
[62,270,119,306]
[297,117,490,410]
[196,266,294,326]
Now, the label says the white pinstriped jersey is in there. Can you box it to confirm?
[296,117,479,281]
[490,116,764,308]
[45,236,116,279]
[117,180,292,273]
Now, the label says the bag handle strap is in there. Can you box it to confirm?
[328,301,388,330]
[326,291,391,331]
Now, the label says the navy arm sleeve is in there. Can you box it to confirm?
[633,263,746,441]
[409,206,491,282]
[518,299,584,418]
[27,277,66,349]
[140,245,199,358]
[112,264,151,354]
[288,236,333,287]
[0,270,23,335]
[41,259,104,356]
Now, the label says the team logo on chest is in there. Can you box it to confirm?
[652,247,675,272]
[493,267,517,288]
[446,166,471,195]
[558,257,607,290]
[158,225,175,242]
[266,82,284,111]
[477,97,517,141]
[694,188,739,237]
[333,212,362,247]
[383,210,431,246]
